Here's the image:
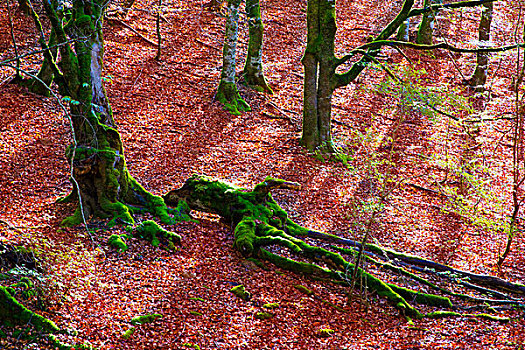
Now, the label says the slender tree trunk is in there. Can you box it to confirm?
[216,0,250,115]
[243,0,272,93]
[468,2,493,91]
[317,0,337,151]
[300,0,321,150]
[155,0,162,60]
[416,0,440,45]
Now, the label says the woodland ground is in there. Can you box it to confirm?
[1,0,525,349]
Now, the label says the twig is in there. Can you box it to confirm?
[195,38,221,51]
[262,111,291,122]
[106,17,158,46]
[407,182,449,197]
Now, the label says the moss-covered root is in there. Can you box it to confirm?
[233,218,257,256]
[216,81,251,115]
[425,311,510,322]
[135,220,181,250]
[0,286,59,333]
[131,313,163,325]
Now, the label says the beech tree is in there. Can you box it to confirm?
[467,1,493,90]
[416,0,441,45]
[216,0,271,114]
[300,0,503,152]
[2,0,525,347]
[19,0,175,227]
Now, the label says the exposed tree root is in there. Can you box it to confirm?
[164,175,525,320]
[0,282,90,348]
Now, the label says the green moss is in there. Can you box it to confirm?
[262,302,279,309]
[169,200,193,222]
[425,311,510,322]
[216,81,251,115]
[108,234,128,252]
[60,206,84,227]
[0,286,59,334]
[130,313,162,325]
[135,220,181,250]
[18,277,33,289]
[294,284,314,296]
[388,284,453,308]
[255,311,273,320]
[122,326,135,339]
[189,297,206,302]
[317,328,335,337]
[233,218,256,256]
[230,284,251,301]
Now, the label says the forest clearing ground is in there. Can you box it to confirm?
[1,0,525,348]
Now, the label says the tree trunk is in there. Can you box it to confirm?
[39,0,173,226]
[397,19,410,41]
[416,0,439,45]
[216,0,250,115]
[468,2,493,91]
[300,0,337,152]
[243,0,272,93]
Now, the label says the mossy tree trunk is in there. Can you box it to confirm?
[36,0,173,226]
[416,0,441,45]
[216,0,250,115]
[242,0,272,93]
[468,2,493,91]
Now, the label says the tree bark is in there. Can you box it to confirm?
[38,0,173,226]
[300,0,337,152]
[416,0,440,45]
[468,2,493,91]
[397,19,410,41]
[216,0,250,115]
[243,0,272,93]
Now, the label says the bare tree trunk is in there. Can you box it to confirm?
[416,0,440,45]
[397,19,410,41]
[468,2,493,91]
[216,0,250,115]
[300,0,336,152]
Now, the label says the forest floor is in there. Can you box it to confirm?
[1,0,525,349]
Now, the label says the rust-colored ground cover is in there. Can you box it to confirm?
[1,0,524,348]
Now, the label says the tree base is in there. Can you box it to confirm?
[216,81,250,115]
